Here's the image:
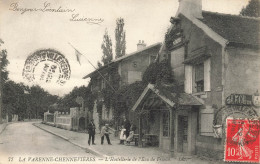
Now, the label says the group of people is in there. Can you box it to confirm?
[86,118,136,146]
[119,118,136,145]
[87,119,112,145]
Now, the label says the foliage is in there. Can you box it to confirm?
[102,87,114,109]
[142,59,175,85]
[240,0,260,17]
[28,85,58,118]
[112,81,146,119]
[115,18,126,59]
[2,82,57,120]
[101,29,113,65]
[93,59,175,127]
[0,49,9,83]
[99,119,115,127]
[97,61,102,68]
[2,81,26,119]
[58,85,95,112]
[164,26,183,50]
[96,100,103,114]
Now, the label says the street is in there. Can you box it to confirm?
[0,122,95,164]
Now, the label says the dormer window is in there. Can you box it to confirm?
[184,47,211,94]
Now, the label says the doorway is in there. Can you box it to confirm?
[177,115,188,153]
[79,117,85,130]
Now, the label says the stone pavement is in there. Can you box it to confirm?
[33,123,225,164]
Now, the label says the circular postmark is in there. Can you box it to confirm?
[22,49,71,86]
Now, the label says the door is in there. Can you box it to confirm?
[177,115,188,153]
[79,117,85,130]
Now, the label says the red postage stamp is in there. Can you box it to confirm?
[225,118,260,163]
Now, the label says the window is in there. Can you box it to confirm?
[194,63,204,92]
[162,111,170,137]
[185,58,211,93]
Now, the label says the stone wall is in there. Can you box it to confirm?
[55,115,72,130]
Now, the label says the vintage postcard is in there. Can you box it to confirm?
[0,0,259,164]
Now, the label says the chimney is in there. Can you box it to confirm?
[137,40,146,51]
[176,0,202,19]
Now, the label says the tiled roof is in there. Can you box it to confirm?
[83,42,161,79]
[131,84,202,112]
[199,11,260,46]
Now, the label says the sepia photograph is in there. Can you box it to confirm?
[0,0,259,163]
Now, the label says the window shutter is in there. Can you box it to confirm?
[200,107,214,136]
[204,59,211,91]
[184,65,192,94]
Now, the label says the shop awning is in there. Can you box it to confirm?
[131,84,202,112]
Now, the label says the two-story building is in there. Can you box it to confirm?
[83,41,161,130]
[131,0,260,159]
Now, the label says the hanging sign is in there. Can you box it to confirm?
[225,94,253,106]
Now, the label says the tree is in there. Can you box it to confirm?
[240,0,260,17]
[0,49,9,83]
[57,85,95,112]
[101,29,113,65]
[115,18,126,59]
[2,81,29,121]
[97,61,102,68]
[28,85,57,119]
[0,39,9,123]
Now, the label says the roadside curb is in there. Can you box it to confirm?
[32,123,106,158]
[0,122,10,135]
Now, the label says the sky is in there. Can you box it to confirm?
[0,0,249,96]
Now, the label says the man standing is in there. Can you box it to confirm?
[100,124,112,145]
[123,118,131,139]
[87,119,96,145]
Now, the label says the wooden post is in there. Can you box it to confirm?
[170,108,175,156]
[138,113,143,147]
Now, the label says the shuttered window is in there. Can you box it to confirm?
[184,65,192,94]
[204,59,211,91]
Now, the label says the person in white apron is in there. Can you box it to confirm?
[119,125,126,144]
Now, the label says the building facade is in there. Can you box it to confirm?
[83,42,161,130]
[131,0,260,159]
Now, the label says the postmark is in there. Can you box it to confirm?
[225,118,260,163]
[22,49,71,86]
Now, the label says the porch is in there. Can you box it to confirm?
[131,84,202,156]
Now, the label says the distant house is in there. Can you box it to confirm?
[131,0,260,159]
[83,41,161,130]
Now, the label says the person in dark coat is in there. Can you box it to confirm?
[123,118,131,139]
[87,119,96,145]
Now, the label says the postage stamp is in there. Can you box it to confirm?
[225,118,260,163]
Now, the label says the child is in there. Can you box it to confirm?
[125,124,136,146]
[119,125,126,144]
